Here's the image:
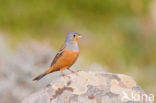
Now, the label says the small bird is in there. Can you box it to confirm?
[33,32,82,81]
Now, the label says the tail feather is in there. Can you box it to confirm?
[33,73,47,81]
[33,67,56,81]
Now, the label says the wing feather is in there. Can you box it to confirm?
[50,44,66,67]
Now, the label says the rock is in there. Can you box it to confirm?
[22,71,153,103]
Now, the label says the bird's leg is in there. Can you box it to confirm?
[60,69,69,77]
[60,69,65,76]
[68,69,76,73]
[68,69,78,75]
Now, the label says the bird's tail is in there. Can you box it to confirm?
[33,67,55,81]
[33,72,47,81]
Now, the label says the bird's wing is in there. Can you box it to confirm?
[50,44,66,67]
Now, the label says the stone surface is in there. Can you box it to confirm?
[22,71,153,103]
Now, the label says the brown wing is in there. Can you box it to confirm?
[50,44,66,67]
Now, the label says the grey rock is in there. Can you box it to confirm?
[22,71,153,103]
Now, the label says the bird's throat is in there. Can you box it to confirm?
[65,42,79,52]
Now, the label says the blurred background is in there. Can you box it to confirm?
[0,0,156,103]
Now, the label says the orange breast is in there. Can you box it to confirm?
[52,49,79,70]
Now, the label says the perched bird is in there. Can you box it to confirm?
[33,32,82,81]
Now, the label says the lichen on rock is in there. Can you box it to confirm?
[22,71,153,103]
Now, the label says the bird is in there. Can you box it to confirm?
[33,32,82,81]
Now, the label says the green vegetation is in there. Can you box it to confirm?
[0,0,155,94]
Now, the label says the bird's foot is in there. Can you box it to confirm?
[62,74,70,78]
[69,69,78,76]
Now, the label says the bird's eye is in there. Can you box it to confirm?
[73,34,76,38]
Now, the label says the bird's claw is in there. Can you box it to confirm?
[62,74,70,78]
[69,70,79,76]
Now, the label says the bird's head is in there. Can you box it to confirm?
[65,32,82,43]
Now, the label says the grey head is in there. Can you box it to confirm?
[64,32,82,51]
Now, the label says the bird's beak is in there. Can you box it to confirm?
[77,34,82,38]
[73,33,82,43]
